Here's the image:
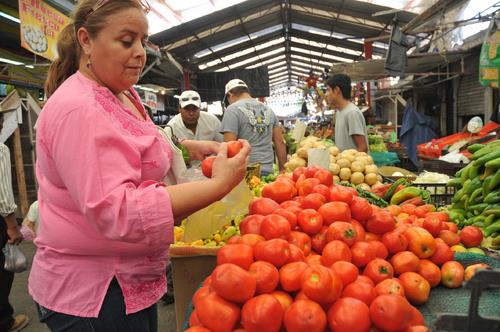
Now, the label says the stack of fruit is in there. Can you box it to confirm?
[186,167,489,332]
[447,140,500,249]
[173,216,244,247]
[371,178,431,207]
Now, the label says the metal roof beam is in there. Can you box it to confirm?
[168,12,282,59]
[291,10,382,38]
[151,0,277,47]
[246,57,287,71]
[290,62,323,74]
[192,30,284,64]
[289,41,359,61]
[290,0,415,24]
[290,51,336,66]
[202,44,285,72]
[290,29,385,55]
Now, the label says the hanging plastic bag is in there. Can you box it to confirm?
[479,16,500,87]
[3,244,28,273]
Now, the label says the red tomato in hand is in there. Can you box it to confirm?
[279,261,309,292]
[351,197,373,222]
[226,140,243,158]
[297,209,324,234]
[351,241,376,268]
[321,240,352,266]
[197,292,241,332]
[249,198,280,216]
[331,261,359,286]
[201,156,216,178]
[311,184,331,201]
[262,181,295,204]
[327,297,371,332]
[284,299,327,332]
[318,201,351,226]
[288,231,312,256]
[249,261,280,294]
[217,244,254,270]
[313,168,333,187]
[330,185,354,204]
[301,193,326,210]
[260,214,291,240]
[460,226,483,248]
[382,230,408,255]
[273,208,297,229]
[342,281,377,306]
[240,215,265,235]
[302,265,343,304]
[326,222,358,246]
[211,263,256,303]
[311,226,328,253]
[254,239,290,267]
[241,294,283,332]
[366,211,396,235]
[369,295,413,332]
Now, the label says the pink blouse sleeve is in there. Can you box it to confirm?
[48,106,173,247]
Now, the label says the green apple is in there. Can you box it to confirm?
[451,245,467,253]
[467,247,485,255]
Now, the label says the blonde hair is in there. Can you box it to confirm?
[44,0,144,98]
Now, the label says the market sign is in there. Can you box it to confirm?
[144,91,157,113]
[18,0,70,61]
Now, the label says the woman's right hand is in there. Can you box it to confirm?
[211,139,251,192]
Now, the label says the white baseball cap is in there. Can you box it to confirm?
[224,79,248,95]
[178,90,201,108]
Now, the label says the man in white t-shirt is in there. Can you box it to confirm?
[167,90,223,142]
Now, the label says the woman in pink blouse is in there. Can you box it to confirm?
[29,1,250,331]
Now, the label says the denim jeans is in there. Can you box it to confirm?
[36,279,157,332]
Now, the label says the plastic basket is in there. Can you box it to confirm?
[412,182,456,206]
[418,157,465,177]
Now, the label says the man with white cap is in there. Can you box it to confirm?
[167,90,223,142]
[221,79,286,175]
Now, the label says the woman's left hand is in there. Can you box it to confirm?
[180,140,221,161]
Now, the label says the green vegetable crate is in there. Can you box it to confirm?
[411,182,457,206]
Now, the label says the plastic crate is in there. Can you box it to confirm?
[418,157,465,177]
[412,182,456,206]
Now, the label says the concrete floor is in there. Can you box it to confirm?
[10,242,177,332]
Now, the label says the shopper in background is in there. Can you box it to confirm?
[221,79,286,175]
[326,74,369,152]
[31,1,249,331]
[0,112,29,332]
[20,201,39,241]
[167,90,223,142]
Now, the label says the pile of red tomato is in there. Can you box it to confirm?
[186,167,484,332]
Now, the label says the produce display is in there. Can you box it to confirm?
[185,167,490,332]
[371,179,431,207]
[368,134,387,152]
[174,217,243,247]
[285,136,383,190]
[447,140,500,250]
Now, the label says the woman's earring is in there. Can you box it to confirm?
[86,58,91,69]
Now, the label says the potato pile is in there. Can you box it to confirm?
[285,137,383,190]
[330,148,383,190]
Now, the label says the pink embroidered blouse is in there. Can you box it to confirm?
[29,71,174,317]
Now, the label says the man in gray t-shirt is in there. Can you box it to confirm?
[325,74,368,152]
[221,79,286,175]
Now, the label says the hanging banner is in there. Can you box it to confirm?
[144,91,158,114]
[18,0,70,61]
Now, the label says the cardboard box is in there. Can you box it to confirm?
[170,247,218,331]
